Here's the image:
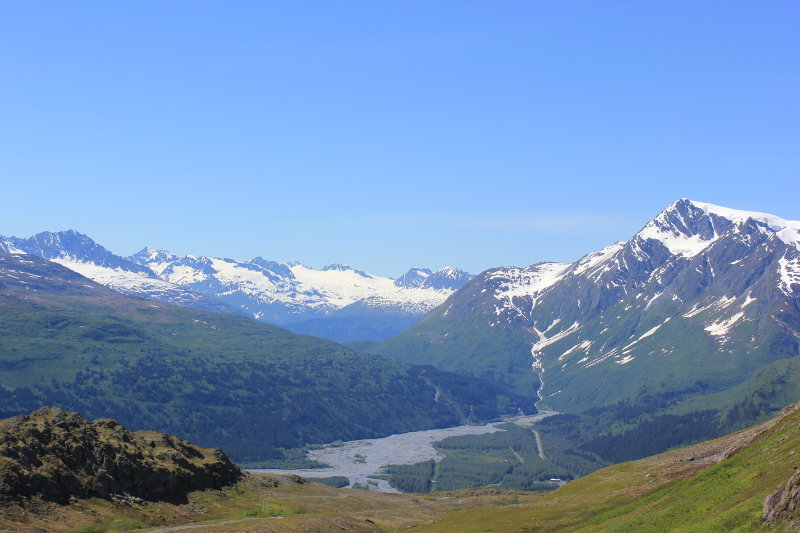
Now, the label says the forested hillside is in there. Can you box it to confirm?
[0,252,528,461]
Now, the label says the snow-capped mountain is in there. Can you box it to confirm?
[378,199,800,413]
[284,269,473,342]
[130,247,472,337]
[2,231,233,313]
[0,231,472,341]
[394,266,473,290]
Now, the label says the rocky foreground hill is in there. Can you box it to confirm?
[0,407,242,505]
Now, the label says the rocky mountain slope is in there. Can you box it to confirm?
[0,231,472,341]
[372,200,800,460]
[378,200,800,402]
[0,251,525,461]
[0,407,241,505]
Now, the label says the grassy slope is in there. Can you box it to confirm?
[0,473,538,533]
[416,403,800,532]
[376,304,541,397]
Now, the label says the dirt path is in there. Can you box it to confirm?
[141,517,263,532]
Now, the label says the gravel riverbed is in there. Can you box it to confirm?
[250,410,557,492]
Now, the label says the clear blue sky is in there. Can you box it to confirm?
[1,1,798,276]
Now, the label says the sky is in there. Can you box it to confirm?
[1,1,798,277]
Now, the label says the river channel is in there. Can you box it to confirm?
[250,410,557,492]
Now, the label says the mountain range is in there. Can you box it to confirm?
[3,198,800,473]
[0,231,472,342]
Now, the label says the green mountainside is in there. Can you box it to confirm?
[0,253,528,462]
[374,270,542,397]
[419,401,800,532]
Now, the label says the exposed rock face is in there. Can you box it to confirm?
[0,407,242,504]
[764,470,800,525]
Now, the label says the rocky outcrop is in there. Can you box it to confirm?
[0,407,242,504]
[764,470,800,525]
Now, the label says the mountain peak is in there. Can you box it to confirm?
[130,246,180,264]
[394,267,433,288]
[247,257,295,279]
[10,230,150,271]
[436,266,463,277]
[31,229,94,246]
[393,266,473,290]
[636,199,800,257]
[322,263,352,272]
[423,267,473,290]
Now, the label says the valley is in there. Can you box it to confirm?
[2,199,800,530]
[4,2,799,528]
[251,411,558,492]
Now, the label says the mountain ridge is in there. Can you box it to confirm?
[0,231,474,341]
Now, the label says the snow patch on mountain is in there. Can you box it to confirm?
[0,239,25,255]
[348,289,452,314]
[692,201,800,248]
[52,259,180,294]
[490,263,571,320]
[289,264,391,308]
[47,258,229,311]
[162,264,210,285]
[130,247,182,276]
[741,293,757,308]
[705,312,746,337]
[638,318,671,342]
[532,321,581,354]
[779,255,800,296]
[636,206,719,257]
[572,242,624,277]
[559,340,593,361]
[683,303,712,318]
